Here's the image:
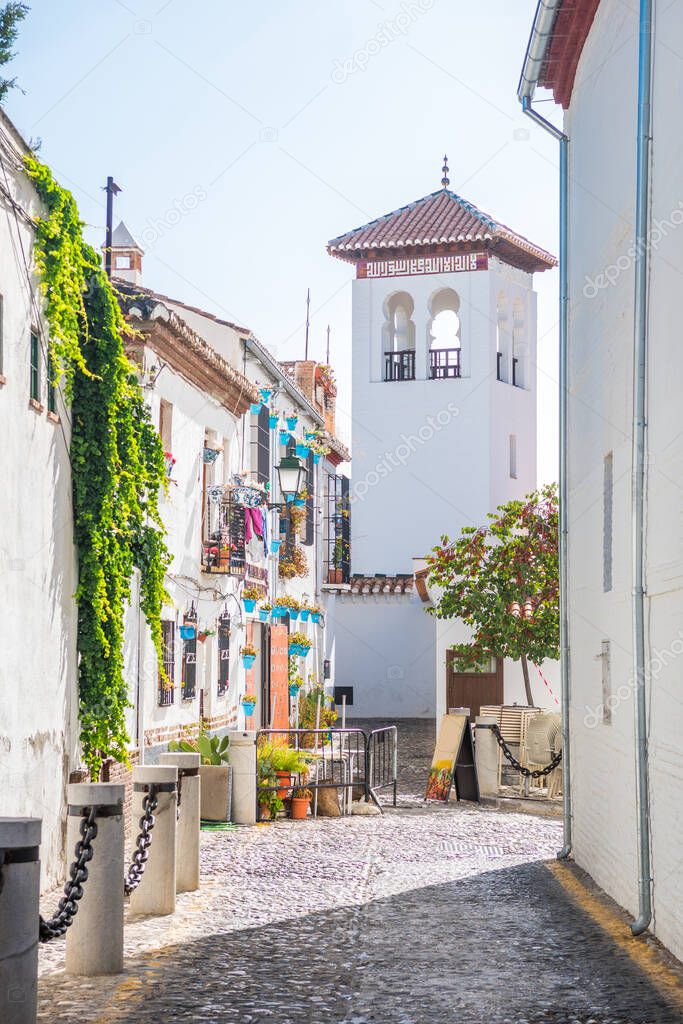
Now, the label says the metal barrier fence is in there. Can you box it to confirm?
[255,726,398,818]
[367,726,398,808]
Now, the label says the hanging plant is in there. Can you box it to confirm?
[279,546,308,579]
[25,156,170,780]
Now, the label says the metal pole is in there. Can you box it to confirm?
[0,818,41,1024]
[65,784,124,975]
[304,288,310,359]
[103,176,120,280]
[630,0,654,937]
[521,97,572,862]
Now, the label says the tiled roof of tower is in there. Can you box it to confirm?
[327,188,556,273]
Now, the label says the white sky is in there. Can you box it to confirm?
[4,0,561,486]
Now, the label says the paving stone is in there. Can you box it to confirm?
[36,720,683,1023]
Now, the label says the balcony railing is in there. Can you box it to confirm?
[202,488,246,575]
[430,348,461,379]
[384,349,415,381]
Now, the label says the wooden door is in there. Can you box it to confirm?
[446,653,503,719]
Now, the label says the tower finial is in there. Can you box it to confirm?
[441,154,450,189]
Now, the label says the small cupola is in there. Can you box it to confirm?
[105,220,144,285]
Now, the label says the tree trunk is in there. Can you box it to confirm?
[520,653,535,707]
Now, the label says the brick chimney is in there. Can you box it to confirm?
[280,359,338,434]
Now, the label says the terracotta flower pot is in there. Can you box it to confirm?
[290,796,310,820]
[276,771,292,799]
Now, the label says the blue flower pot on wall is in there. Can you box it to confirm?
[305,431,316,441]
[269,414,278,429]
[270,539,282,553]
[311,612,321,624]
[295,444,310,459]
[313,453,321,465]
[260,388,272,403]
[289,609,300,621]
[242,701,255,717]
[243,598,256,613]
[279,430,290,445]
[250,402,262,415]
[258,609,269,622]
[289,683,300,697]
[286,416,298,430]
[179,625,196,641]
[242,654,256,669]
[300,609,310,622]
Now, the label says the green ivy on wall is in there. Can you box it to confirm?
[25,156,170,779]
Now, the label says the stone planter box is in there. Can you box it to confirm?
[199,764,232,821]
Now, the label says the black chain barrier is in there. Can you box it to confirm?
[39,807,98,942]
[124,787,158,895]
[490,724,562,779]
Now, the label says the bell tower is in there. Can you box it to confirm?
[326,159,556,719]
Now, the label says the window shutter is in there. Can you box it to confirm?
[340,474,350,581]
[217,614,230,696]
[256,405,270,484]
[304,451,315,546]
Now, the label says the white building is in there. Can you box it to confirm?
[519,0,683,959]
[327,167,556,721]
[0,109,79,887]
[112,230,350,747]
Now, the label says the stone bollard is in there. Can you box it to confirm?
[65,784,125,976]
[0,818,41,1024]
[229,732,256,825]
[475,716,500,796]
[129,766,177,917]
[159,752,200,893]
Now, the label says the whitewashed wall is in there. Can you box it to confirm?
[0,118,79,888]
[563,0,683,959]
[334,594,436,718]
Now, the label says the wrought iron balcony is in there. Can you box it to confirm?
[384,349,415,381]
[430,348,461,380]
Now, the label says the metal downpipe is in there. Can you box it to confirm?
[630,0,654,938]
[521,98,572,860]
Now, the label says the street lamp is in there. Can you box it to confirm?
[276,455,306,504]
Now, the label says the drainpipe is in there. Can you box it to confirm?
[517,91,572,861]
[630,0,654,937]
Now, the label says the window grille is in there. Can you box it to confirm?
[182,633,197,701]
[30,329,40,401]
[304,451,315,546]
[217,614,230,696]
[202,491,246,575]
[158,621,175,706]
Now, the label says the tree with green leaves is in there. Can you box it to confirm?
[0,3,28,102]
[427,484,559,706]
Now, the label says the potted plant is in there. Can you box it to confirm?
[289,675,303,697]
[310,438,331,465]
[256,741,284,820]
[273,595,291,618]
[286,412,298,431]
[293,486,308,508]
[179,622,196,640]
[259,601,271,622]
[290,787,313,820]
[299,603,311,622]
[268,744,311,798]
[241,693,257,716]
[310,605,322,624]
[241,643,258,669]
[270,537,282,553]
[260,387,273,404]
[287,596,301,621]
[269,412,279,429]
[197,627,216,643]
[250,401,262,415]
[169,732,232,822]
[279,428,291,446]
[164,451,176,478]
[295,442,311,459]
[242,585,261,614]
[289,631,312,657]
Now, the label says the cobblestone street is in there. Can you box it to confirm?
[37,722,683,1023]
